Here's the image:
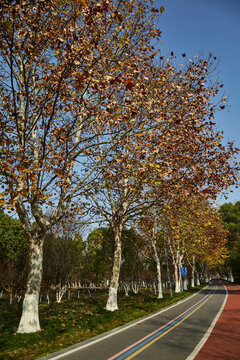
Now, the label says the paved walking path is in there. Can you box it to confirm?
[193,281,240,360]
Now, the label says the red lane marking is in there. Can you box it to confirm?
[195,282,240,360]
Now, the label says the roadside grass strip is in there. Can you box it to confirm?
[109,286,217,360]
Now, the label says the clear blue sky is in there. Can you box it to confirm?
[155,0,240,204]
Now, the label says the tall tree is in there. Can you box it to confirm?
[84,227,114,282]
[42,230,85,291]
[0,211,28,296]
[84,55,239,309]
[160,196,228,290]
[219,202,240,279]
[137,213,165,299]
[0,0,161,332]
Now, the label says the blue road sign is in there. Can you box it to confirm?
[181,267,187,276]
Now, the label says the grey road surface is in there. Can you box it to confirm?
[39,282,226,360]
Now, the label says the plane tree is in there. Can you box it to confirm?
[81,56,239,309]
[159,195,228,290]
[219,202,240,280]
[0,0,161,332]
[0,211,28,299]
[42,230,85,294]
[137,212,165,299]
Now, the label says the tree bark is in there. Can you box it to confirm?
[228,268,234,282]
[183,277,188,290]
[17,234,43,333]
[151,239,163,299]
[174,264,181,293]
[204,270,209,283]
[191,255,196,287]
[196,271,200,285]
[106,223,123,311]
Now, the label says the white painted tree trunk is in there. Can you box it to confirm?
[174,265,181,293]
[228,269,234,282]
[56,285,66,303]
[153,282,157,295]
[178,260,184,292]
[106,287,118,311]
[123,282,130,296]
[17,238,43,333]
[151,239,163,299]
[183,277,188,290]
[131,281,140,294]
[204,271,209,283]
[157,275,163,299]
[191,273,195,287]
[106,223,123,311]
[191,256,196,287]
[196,272,200,286]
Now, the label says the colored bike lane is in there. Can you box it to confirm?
[192,282,240,360]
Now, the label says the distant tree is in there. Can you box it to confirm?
[219,202,240,279]
[42,231,85,291]
[84,227,114,283]
[84,227,145,284]
[121,228,146,284]
[0,211,28,295]
[137,212,165,299]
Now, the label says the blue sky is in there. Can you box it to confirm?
[155,0,240,204]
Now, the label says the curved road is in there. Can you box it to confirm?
[40,281,226,360]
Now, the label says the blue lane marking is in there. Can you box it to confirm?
[116,286,216,360]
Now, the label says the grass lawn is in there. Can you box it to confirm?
[0,286,204,360]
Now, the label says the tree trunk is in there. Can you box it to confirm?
[17,235,43,333]
[151,239,163,299]
[164,246,173,297]
[196,271,200,285]
[123,282,130,296]
[174,264,181,293]
[156,266,163,299]
[191,256,196,287]
[183,277,188,290]
[191,269,195,287]
[204,270,209,283]
[178,260,184,292]
[106,223,123,311]
[228,268,234,282]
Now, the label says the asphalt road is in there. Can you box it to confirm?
[39,281,226,360]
